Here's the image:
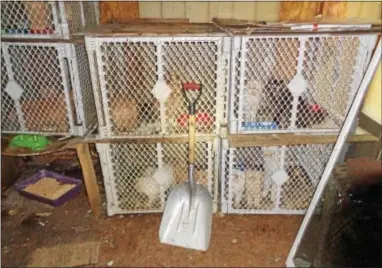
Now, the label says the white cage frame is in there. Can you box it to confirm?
[1,41,97,136]
[85,36,231,139]
[228,34,377,134]
[221,139,334,215]
[286,38,381,267]
[96,138,220,216]
[1,1,99,39]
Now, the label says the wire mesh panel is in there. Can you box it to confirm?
[86,36,229,138]
[97,139,219,215]
[229,34,378,134]
[221,140,334,214]
[1,1,99,39]
[1,42,96,136]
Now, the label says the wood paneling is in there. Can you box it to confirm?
[139,1,161,18]
[256,2,281,21]
[99,2,139,24]
[359,1,382,20]
[232,2,256,21]
[209,2,234,21]
[322,2,347,18]
[279,1,321,21]
[161,2,186,18]
[185,2,209,23]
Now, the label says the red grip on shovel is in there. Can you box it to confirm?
[183,83,201,91]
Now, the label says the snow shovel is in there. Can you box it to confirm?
[159,82,213,251]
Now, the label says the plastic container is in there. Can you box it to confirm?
[14,170,83,207]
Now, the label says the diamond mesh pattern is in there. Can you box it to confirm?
[74,44,97,131]
[222,143,333,214]
[99,41,159,136]
[1,50,20,131]
[64,2,83,35]
[163,41,219,135]
[1,42,95,135]
[90,37,224,138]
[82,1,98,26]
[5,44,70,133]
[231,35,370,133]
[1,1,56,36]
[102,141,216,213]
[303,37,360,124]
[1,1,98,39]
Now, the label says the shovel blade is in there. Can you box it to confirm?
[159,182,213,251]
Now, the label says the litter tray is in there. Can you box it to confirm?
[14,170,83,207]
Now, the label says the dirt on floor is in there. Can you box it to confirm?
[1,156,303,267]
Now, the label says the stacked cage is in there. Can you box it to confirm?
[85,25,231,215]
[222,29,378,214]
[1,1,99,136]
[1,1,99,39]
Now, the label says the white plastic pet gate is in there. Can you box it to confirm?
[1,42,97,136]
[229,34,377,133]
[85,36,230,138]
[221,140,334,214]
[97,139,219,215]
[1,1,99,39]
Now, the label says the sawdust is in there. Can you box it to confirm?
[23,178,75,200]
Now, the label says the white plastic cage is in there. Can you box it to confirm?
[85,36,230,138]
[228,34,378,134]
[1,1,99,39]
[221,140,334,214]
[1,41,97,136]
[96,139,220,215]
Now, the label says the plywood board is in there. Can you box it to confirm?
[228,128,379,148]
[322,2,347,18]
[280,1,321,21]
[99,1,139,24]
[77,22,225,37]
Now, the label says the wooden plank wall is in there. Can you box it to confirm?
[137,1,381,22]
[138,1,280,22]
[99,1,139,23]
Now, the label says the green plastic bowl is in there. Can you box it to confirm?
[9,134,51,152]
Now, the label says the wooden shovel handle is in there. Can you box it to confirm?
[188,114,196,164]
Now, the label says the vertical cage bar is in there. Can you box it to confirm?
[237,37,247,133]
[229,37,241,133]
[289,37,307,129]
[2,43,26,131]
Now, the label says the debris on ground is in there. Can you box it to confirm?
[71,225,91,233]
[35,212,52,217]
[28,241,100,267]
[8,209,19,215]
